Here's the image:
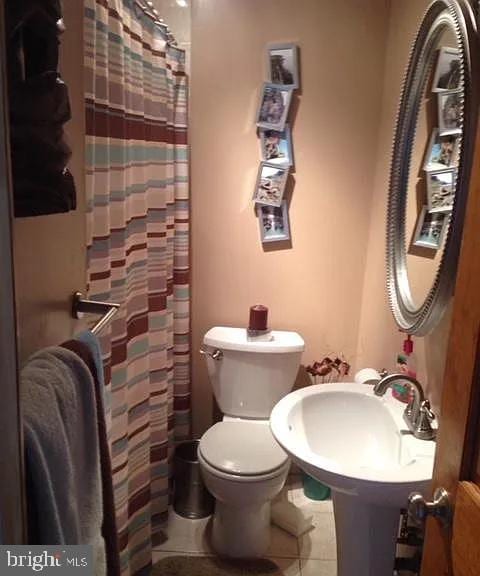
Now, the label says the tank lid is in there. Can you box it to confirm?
[199,421,288,476]
[203,326,305,353]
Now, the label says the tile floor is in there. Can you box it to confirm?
[153,475,336,576]
[152,475,416,576]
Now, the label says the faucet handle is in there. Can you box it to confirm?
[414,400,436,440]
[421,400,435,421]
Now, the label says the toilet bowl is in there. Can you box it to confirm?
[198,420,290,557]
[198,326,304,558]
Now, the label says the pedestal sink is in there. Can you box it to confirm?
[270,383,435,576]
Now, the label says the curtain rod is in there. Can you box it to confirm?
[135,0,178,46]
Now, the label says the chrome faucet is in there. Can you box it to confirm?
[373,373,436,441]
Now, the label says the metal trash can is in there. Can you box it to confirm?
[173,440,214,519]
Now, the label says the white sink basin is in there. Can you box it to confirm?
[270,382,435,504]
[270,382,436,576]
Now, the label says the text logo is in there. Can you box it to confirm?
[0,546,93,575]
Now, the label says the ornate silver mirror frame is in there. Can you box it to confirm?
[387,0,479,335]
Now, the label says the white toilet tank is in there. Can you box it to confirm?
[202,326,305,419]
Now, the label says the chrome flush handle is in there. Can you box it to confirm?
[199,348,223,361]
[407,488,452,527]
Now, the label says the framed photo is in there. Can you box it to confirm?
[412,206,449,250]
[267,43,299,89]
[438,91,462,135]
[260,125,293,166]
[424,129,460,171]
[252,162,289,207]
[432,47,461,92]
[256,83,293,131]
[426,170,456,213]
[257,201,291,243]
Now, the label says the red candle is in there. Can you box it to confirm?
[249,305,268,331]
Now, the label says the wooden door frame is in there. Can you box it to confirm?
[422,137,480,573]
[0,0,26,545]
[421,4,480,570]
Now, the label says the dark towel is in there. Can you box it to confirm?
[21,347,106,575]
[62,338,120,576]
[5,0,76,217]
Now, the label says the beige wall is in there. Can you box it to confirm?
[9,0,453,431]
[356,0,452,416]
[190,0,391,436]
[13,2,86,362]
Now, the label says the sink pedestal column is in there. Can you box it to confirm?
[332,491,400,576]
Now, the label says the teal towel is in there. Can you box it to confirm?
[22,347,106,575]
[77,330,105,389]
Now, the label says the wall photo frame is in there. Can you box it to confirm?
[256,83,293,131]
[257,201,291,243]
[412,206,449,250]
[423,129,460,171]
[252,162,289,207]
[438,91,462,135]
[426,170,456,213]
[267,43,299,89]
[260,125,293,166]
[432,46,461,92]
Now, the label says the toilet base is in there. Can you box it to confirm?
[212,501,271,557]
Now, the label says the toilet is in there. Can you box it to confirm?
[198,326,305,558]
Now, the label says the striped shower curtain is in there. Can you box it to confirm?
[84,1,190,574]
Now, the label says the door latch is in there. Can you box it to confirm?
[407,487,451,527]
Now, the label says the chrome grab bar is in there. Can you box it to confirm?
[199,348,223,361]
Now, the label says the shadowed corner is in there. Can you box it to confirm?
[262,238,292,252]
[292,365,313,391]
[408,244,436,259]
[280,44,303,137]
[287,95,301,157]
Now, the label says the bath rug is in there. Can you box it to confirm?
[151,555,295,576]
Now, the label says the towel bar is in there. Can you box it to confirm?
[72,292,120,335]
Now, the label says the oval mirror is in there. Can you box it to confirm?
[386,0,479,335]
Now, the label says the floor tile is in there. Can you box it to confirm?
[289,480,334,514]
[300,558,337,576]
[269,557,301,576]
[266,525,299,559]
[152,550,186,563]
[155,509,299,560]
[235,557,301,576]
[298,513,337,560]
[153,510,213,554]
[154,495,339,569]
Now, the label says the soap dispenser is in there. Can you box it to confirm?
[392,334,417,403]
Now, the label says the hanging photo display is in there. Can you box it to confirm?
[254,44,299,244]
[415,45,461,252]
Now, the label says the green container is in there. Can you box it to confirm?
[302,472,331,501]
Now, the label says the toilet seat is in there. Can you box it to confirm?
[199,421,288,478]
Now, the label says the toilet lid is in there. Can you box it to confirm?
[199,421,288,476]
